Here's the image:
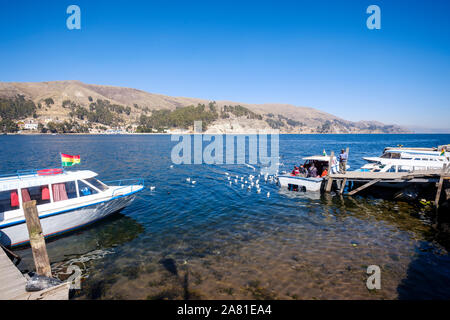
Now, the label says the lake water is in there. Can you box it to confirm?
[1,134,450,300]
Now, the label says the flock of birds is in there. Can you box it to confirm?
[224,171,278,198]
[149,163,284,198]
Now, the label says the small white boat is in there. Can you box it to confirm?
[278,155,345,192]
[0,168,144,247]
[362,145,450,171]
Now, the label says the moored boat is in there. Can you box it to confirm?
[0,168,144,247]
[278,155,345,192]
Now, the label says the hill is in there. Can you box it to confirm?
[0,81,410,134]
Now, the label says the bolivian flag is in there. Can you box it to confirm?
[61,153,81,167]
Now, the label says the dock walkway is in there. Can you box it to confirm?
[325,166,450,203]
[0,246,70,300]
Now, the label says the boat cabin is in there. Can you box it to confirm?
[291,155,338,178]
[0,170,109,215]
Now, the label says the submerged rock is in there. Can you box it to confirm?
[25,274,63,292]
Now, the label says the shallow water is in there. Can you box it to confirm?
[1,134,450,299]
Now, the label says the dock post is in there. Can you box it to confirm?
[340,178,347,195]
[435,164,448,209]
[23,200,52,278]
[325,151,334,192]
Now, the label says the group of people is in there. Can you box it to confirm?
[291,161,328,178]
[290,149,348,178]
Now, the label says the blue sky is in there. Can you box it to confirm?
[0,0,449,130]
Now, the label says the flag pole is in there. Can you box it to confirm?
[60,152,64,172]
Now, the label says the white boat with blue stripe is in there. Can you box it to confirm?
[277,155,344,192]
[0,168,144,247]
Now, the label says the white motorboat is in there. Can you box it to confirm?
[0,168,144,247]
[362,145,450,172]
[278,155,347,192]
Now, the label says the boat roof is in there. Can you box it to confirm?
[382,148,447,156]
[303,155,335,161]
[0,170,98,192]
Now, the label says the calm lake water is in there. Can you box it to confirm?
[1,134,450,300]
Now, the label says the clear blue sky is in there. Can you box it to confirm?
[1,0,449,130]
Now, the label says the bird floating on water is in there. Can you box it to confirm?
[267,192,270,197]
[186,178,191,182]
[150,186,156,191]
[191,181,196,185]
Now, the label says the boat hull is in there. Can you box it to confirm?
[0,194,136,247]
[278,175,324,192]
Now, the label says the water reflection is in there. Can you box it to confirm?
[15,213,144,287]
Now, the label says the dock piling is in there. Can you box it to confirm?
[23,200,52,278]
[325,151,334,192]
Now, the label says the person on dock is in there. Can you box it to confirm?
[339,149,348,173]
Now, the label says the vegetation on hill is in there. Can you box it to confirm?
[221,105,262,120]
[63,99,129,127]
[0,95,37,120]
[137,103,219,132]
[0,95,37,132]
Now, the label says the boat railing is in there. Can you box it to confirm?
[0,168,65,181]
[103,178,145,198]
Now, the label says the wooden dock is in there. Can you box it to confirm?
[0,246,70,300]
[325,165,450,207]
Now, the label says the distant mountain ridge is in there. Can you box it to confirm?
[0,80,410,134]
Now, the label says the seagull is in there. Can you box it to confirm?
[241,184,244,189]
[256,188,261,193]
[234,179,238,183]
[170,165,174,169]
[191,181,196,185]
[251,182,254,187]
[225,172,229,176]
[229,181,232,186]
[244,180,248,184]
[150,186,156,191]
[227,176,231,180]
[186,178,191,182]
[267,192,270,197]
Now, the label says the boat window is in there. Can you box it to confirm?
[21,185,51,205]
[78,180,99,197]
[380,153,391,159]
[391,153,401,159]
[0,190,20,212]
[52,181,77,202]
[85,178,109,191]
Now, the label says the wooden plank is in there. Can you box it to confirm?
[435,177,445,208]
[12,282,70,300]
[325,151,334,192]
[0,247,27,300]
[347,179,381,196]
[23,201,52,278]
[340,178,347,195]
[0,247,69,300]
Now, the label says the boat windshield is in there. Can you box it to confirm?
[380,152,401,159]
[85,178,109,191]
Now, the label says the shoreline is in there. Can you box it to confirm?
[1,132,432,136]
